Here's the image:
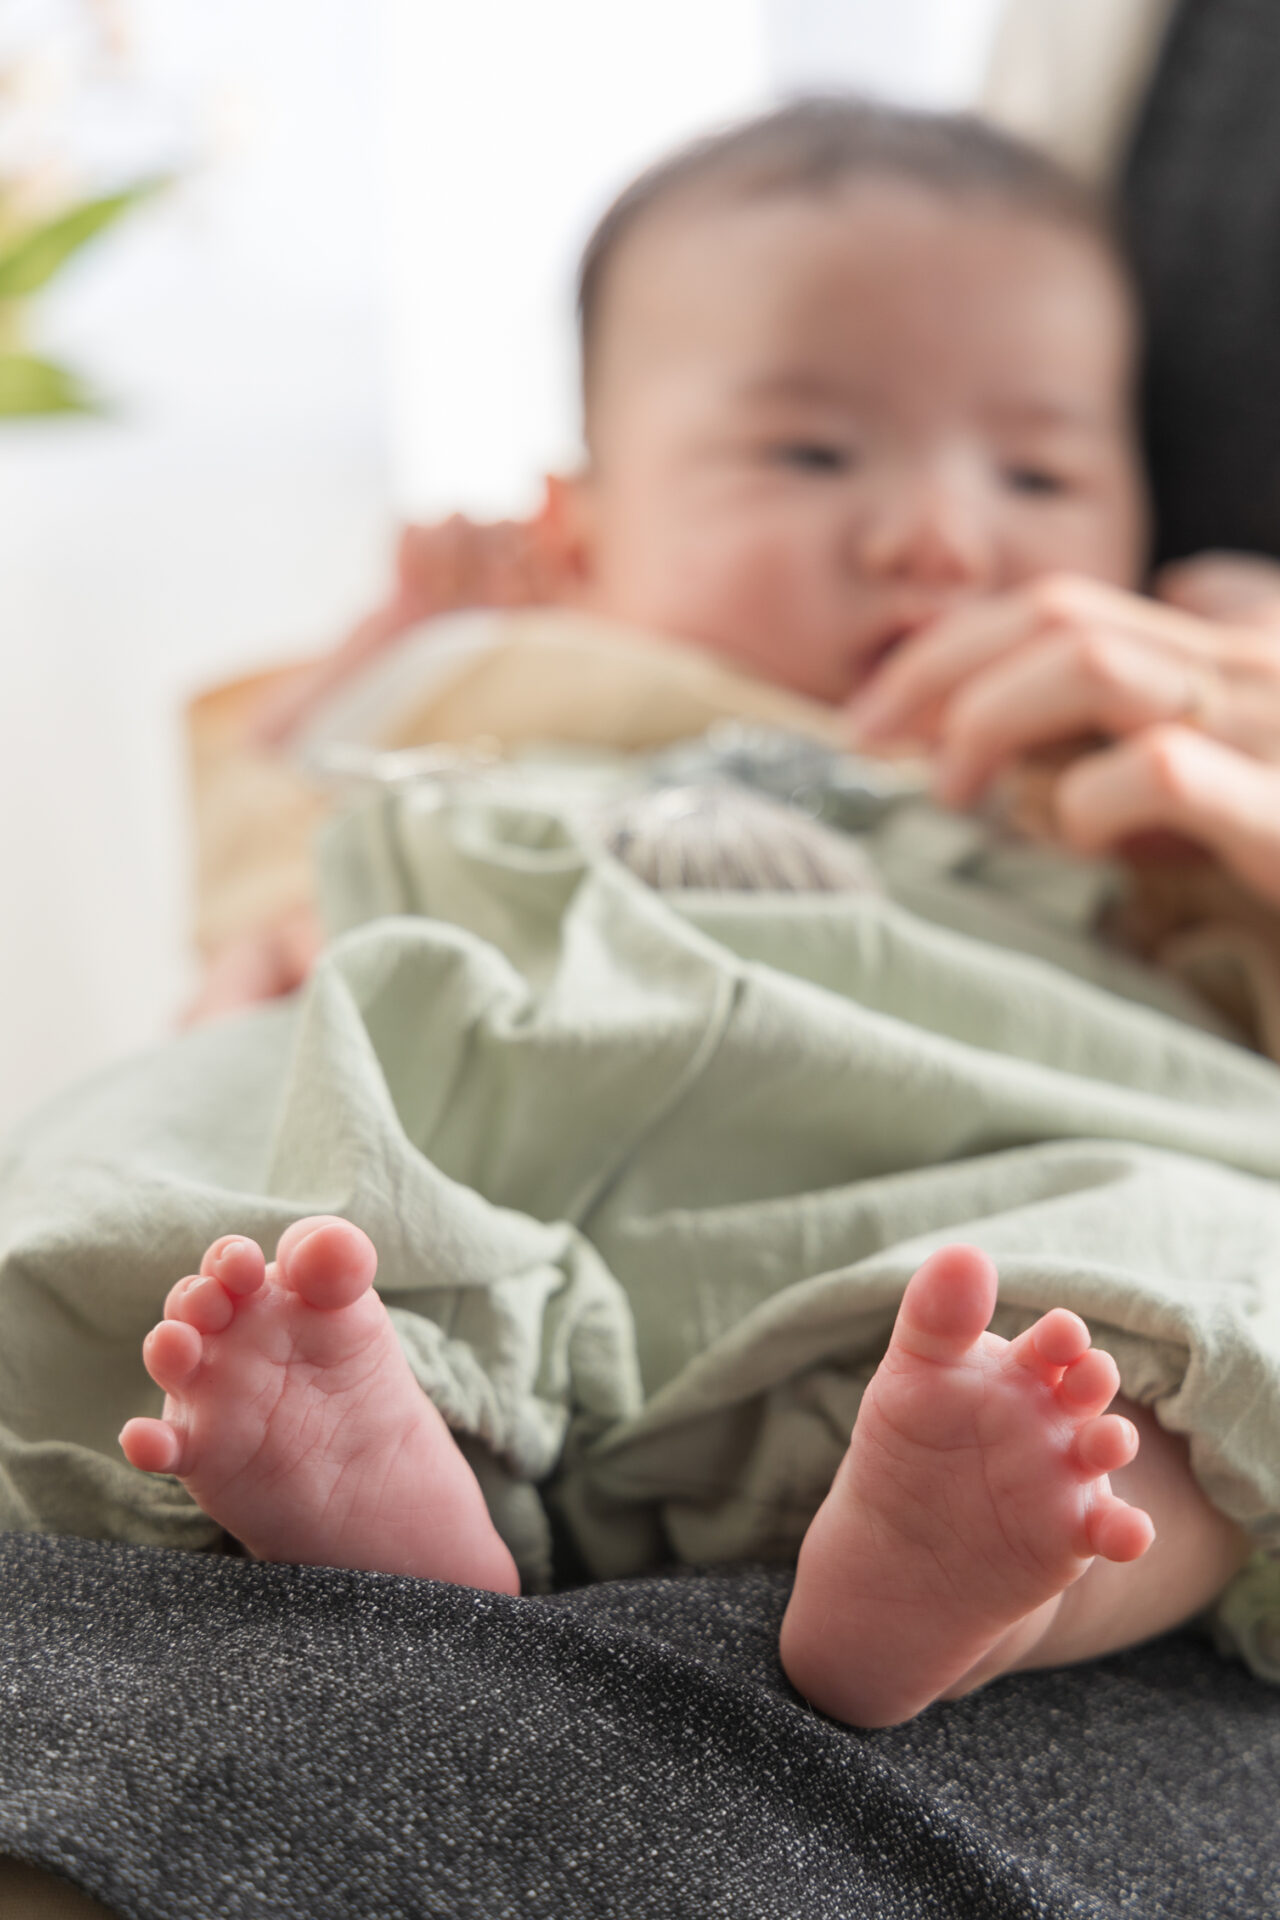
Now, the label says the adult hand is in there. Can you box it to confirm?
[845,571,1280,907]
[1155,549,1280,629]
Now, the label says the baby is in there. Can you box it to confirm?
[122,100,1252,1728]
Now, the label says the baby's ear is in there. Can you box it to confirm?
[538,470,597,596]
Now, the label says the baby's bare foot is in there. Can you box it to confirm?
[779,1244,1152,1727]
[120,1218,518,1591]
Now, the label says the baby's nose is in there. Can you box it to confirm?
[852,470,995,589]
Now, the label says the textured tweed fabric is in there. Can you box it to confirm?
[1,1532,1278,1920]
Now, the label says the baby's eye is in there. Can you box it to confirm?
[1003,464,1070,497]
[769,441,854,475]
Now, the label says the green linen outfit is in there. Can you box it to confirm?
[2,766,1279,1676]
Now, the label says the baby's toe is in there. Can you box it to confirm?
[166,1273,234,1335]
[276,1216,378,1311]
[200,1235,266,1297]
[894,1244,997,1363]
[1013,1307,1091,1375]
[1084,1493,1155,1564]
[164,1274,198,1318]
[119,1416,184,1476]
[1073,1411,1139,1477]
[143,1318,202,1393]
[1056,1345,1120,1419]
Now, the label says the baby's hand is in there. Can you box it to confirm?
[394,511,561,616]
[254,510,563,748]
[181,905,324,1027]
[1154,551,1280,631]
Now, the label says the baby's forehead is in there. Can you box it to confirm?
[591,178,1135,385]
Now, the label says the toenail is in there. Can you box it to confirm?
[289,1227,326,1266]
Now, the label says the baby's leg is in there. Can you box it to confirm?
[779,1245,1248,1728]
[120,1218,519,1593]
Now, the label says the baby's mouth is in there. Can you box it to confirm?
[856,597,959,676]
[867,626,912,667]
[854,620,923,685]
[843,610,950,710]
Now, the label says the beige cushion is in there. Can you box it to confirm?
[981,0,1175,184]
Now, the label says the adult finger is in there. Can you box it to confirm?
[1154,551,1280,628]
[932,629,1219,808]
[845,587,1037,745]
[847,572,1267,749]
[1054,727,1280,908]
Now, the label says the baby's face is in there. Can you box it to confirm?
[567,182,1148,705]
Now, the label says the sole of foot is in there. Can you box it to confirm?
[120,1216,519,1592]
[779,1242,1152,1726]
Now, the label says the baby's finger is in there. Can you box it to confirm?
[433,514,473,608]
[933,629,1218,808]
[483,521,544,607]
[1055,728,1280,908]
[401,515,492,613]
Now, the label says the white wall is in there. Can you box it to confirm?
[0,0,392,1132]
[379,0,770,518]
[381,0,1007,519]
[765,0,1007,107]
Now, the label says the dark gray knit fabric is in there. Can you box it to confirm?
[1,1533,1278,1920]
[1122,0,1280,564]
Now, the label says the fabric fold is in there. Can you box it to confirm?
[3,776,1280,1664]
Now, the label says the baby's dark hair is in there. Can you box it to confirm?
[578,95,1120,418]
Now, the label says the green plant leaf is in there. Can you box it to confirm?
[0,179,168,299]
[0,353,96,415]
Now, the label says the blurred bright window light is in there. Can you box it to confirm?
[380,0,1006,520]
[768,0,1007,108]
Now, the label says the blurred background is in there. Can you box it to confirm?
[0,0,1015,1131]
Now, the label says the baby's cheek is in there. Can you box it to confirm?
[593,503,847,700]
[1006,489,1146,595]
[672,538,813,673]
[692,535,852,700]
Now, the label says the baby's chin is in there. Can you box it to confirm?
[776,642,911,711]
[675,628,871,709]
[768,620,930,708]
[598,600,904,710]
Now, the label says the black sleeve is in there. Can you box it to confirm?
[1121,0,1280,565]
